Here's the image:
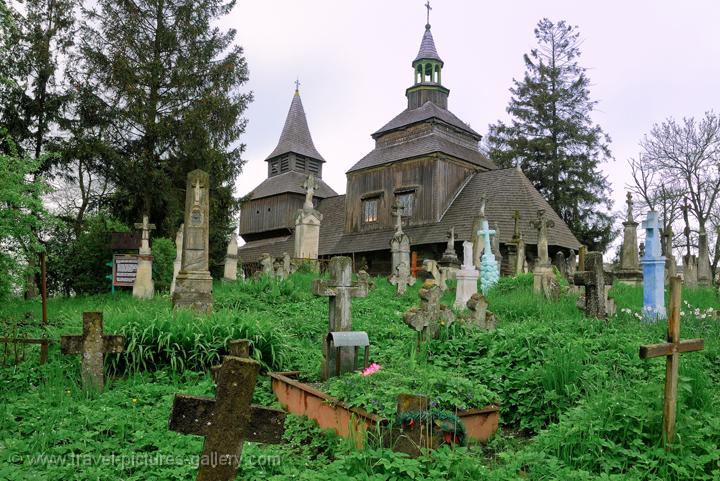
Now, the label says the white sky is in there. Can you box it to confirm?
[221,0,720,249]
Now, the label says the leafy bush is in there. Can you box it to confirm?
[150,237,175,292]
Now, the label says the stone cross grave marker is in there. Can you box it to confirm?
[132,215,156,299]
[395,261,412,296]
[439,227,460,267]
[403,280,454,346]
[639,276,704,449]
[211,339,250,382]
[573,252,613,319]
[61,312,125,392]
[302,173,319,209]
[313,256,368,379]
[530,209,554,266]
[169,354,286,481]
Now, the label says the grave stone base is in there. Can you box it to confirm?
[454,269,479,309]
[132,256,154,299]
[173,272,213,314]
[614,269,643,286]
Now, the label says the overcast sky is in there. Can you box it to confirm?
[221,0,720,247]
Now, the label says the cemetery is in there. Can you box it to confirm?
[2,1,720,480]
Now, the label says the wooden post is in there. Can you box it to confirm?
[410,251,418,277]
[639,276,705,449]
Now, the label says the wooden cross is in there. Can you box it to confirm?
[639,276,704,449]
[169,354,286,481]
[60,312,125,392]
[573,252,613,319]
[313,256,368,378]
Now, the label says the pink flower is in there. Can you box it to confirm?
[361,363,382,376]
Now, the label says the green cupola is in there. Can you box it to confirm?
[406,21,449,110]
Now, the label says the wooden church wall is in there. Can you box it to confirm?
[344,156,474,233]
[239,193,305,235]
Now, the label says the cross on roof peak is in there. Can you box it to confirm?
[294,77,301,94]
[425,0,432,27]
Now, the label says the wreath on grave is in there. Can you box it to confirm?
[393,410,467,446]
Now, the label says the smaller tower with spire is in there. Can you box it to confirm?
[406,2,449,109]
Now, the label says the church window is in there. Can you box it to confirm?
[395,191,415,217]
[362,198,379,223]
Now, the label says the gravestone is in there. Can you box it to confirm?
[683,254,698,287]
[506,210,526,276]
[697,229,712,286]
[283,252,292,275]
[530,210,555,295]
[574,252,613,319]
[554,251,567,279]
[422,259,447,291]
[616,192,643,285]
[578,245,587,272]
[492,222,503,275]
[169,355,285,481]
[294,174,323,259]
[567,249,577,283]
[466,293,497,330]
[439,227,460,268]
[313,257,368,379]
[477,221,499,294]
[211,339,250,382]
[641,211,667,321]
[470,195,487,269]
[394,261,412,296]
[390,199,412,278]
[455,241,479,308]
[173,170,213,314]
[403,280,454,343]
[170,224,184,295]
[639,276,704,449]
[223,233,239,281]
[61,312,125,392]
[260,253,275,277]
[132,215,156,299]
[662,227,677,286]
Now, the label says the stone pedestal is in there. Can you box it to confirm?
[223,233,239,281]
[295,208,322,260]
[455,268,479,309]
[616,219,642,285]
[697,230,712,286]
[641,211,666,322]
[172,169,213,314]
[391,233,411,276]
[533,264,554,294]
[133,255,154,299]
[170,224,183,295]
[683,254,698,287]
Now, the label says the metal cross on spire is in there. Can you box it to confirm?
[294,77,301,93]
[425,0,432,25]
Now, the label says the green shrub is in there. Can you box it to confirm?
[150,237,175,292]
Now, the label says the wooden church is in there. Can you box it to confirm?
[238,18,580,274]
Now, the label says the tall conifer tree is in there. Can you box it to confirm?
[487,19,614,251]
[74,0,251,272]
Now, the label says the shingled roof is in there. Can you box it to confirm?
[348,131,495,173]
[246,170,337,201]
[371,101,480,139]
[414,25,443,64]
[322,168,580,255]
[238,168,580,262]
[265,90,325,162]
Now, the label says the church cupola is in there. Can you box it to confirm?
[406,3,450,110]
[265,83,326,178]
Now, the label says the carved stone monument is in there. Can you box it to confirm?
[506,209,526,276]
[477,221,499,294]
[455,241,480,308]
[466,293,497,330]
[132,215,156,299]
[697,229,712,287]
[530,209,555,296]
[223,233,239,281]
[641,211,667,321]
[389,200,414,288]
[173,169,213,314]
[170,224,184,295]
[403,280,455,344]
[615,192,642,285]
[662,226,677,285]
[574,252,613,319]
[294,174,323,260]
[439,227,460,268]
[470,195,487,268]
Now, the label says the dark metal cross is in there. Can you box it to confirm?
[169,354,286,481]
[425,1,432,24]
[640,276,704,449]
[294,77,301,92]
[61,312,125,392]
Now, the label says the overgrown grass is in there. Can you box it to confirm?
[1,272,719,480]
